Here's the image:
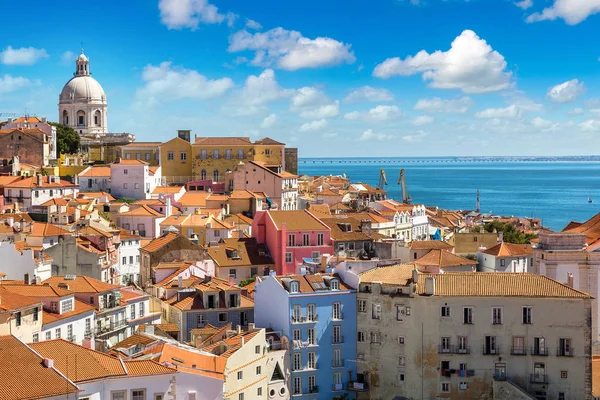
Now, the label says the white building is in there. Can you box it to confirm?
[111,159,160,200]
[118,230,142,285]
[3,175,79,211]
[78,165,111,193]
[478,242,533,273]
[370,200,430,241]
[59,50,108,136]
[0,241,52,282]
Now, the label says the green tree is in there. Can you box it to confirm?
[50,122,80,155]
[481,220,537,244]
[116,197,136,204]
[239,277,256,287]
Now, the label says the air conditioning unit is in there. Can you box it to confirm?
[459,382,467,390]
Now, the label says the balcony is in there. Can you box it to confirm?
[557,348,574,357]
[292,315,318,324]
[332,313,344,321]
[347,381,369,392]
[530,374,548,384]
[84,329,93,339]
[95,319,128,336]
[531,346,549,356]
[332,336,344,345]
[308,385,318,394]
[438,345,454,354]
[332,383,344,391]
[332,360,344,368]
[511,347,527,356]
[67,335,77,343]
[483,346,499,355]
[292,340,312,350]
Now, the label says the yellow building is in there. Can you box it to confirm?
[160,131,285,184]
[0,286,43,343]
[119,142,161,166]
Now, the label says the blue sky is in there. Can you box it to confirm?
[1,0,600,157]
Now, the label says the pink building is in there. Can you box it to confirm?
[252,210,333,275]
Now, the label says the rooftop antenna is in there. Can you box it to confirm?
[476,189,480,213]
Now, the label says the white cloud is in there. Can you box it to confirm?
[515,0,533,9]
[228,27,355,70]
[299,119,328,132]
[547,79,585,103]
[323,132,338,138]
[366,105,403,121]
[569,107,585,115]
[0,46,48,66]
[475,105,521,119]
[373,30,513,94]
[344,112,360,120]
[413,97,473,113]
[290,87,340,119]
[344,86,394,103]
[60,51,75,65]
[158,0,237,29]
[412,115,434,126]
[136,62,233,105]
[531,117,559,131]
[402,131,428,143]
[260,114,277,129]
[358,129,394,141]
[229,69,293,115]
[526,0,600,25]
[579,119,600,132]
[246,19,262,30]
[0,74,32,93]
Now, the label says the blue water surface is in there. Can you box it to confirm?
[298,158,600,231]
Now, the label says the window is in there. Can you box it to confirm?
[180,152,187,161]
[124,168,128,175]
[46,331,51,340]
[523,306,532,324]
[293,329,301,341]
[255,345,261,354]
[398,336,405,344]
[200,169,207,180]
[32,333,39,343]
[15,312,21,326]
[308,375,316,392]
[265,148,271,156]
[135,153,141,160]
[257,387,262,397]
[400,373,405,382]
[167,151,174,161]
[371,332,381,344]
[396,305,406,321]
[292,305,302,322]
[131,304,136,320]
[463,307,473,324]
[290,281,299,293]
[334,372,342,385]
[285,252,292,263]
[237,371,243,380]
[500,259,506,267]
[293,353,302,371]
[459,382,468,390]
[440,337,451,352]
[145,153,151,161]
[122,256,127,265]
[332,302,341,320]
[131,390,146,400]
[329,278,339,290]
[441,305,450,317]
[458,336,469,353]
[67,324,73,340]
[129,256,134,264]
[372,303,381,319]
[441,382,450,392]
[293,376,302,395]
[219,313,228,322]
[398,356,406,366]
[111,392,126,400]
[229,269,237,279]
[358,299,367,313]
[134,183,139,189]
[512,336,525,355]
[197,314,206,326]
[357,331,365,342]
[559,338,572,356]
[302,233,310,246]
[139,302,145,317]
[484,335,497,355]
[307,304,316,321]
[237,149,245,159]
[33,307,39,321]
[307,328,316,345]
[317,233,324,246]
[492,307,503,325]
[288,234,296,247]
[308,352,316,369]
[333,325,342,344]
[213,149,220,159]
[561,371,568,379]
[123,183,128,189]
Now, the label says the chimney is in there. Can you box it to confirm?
[146,325,155,335]
[42,358,54,368]
[248,322,255,331]
[178,275,183,288]
[412,268,418,284]
[115,157,121,164]
[54,176,60,184]
[20,220,26,232]
[424,276,435,296]
[498,232,504,243]
[24,273,31,285]
[41,117,47,123]
[237,325,242,334]
[228,275,235,286]
[166,197,172,218]
[72,174,79,185]
[567,273,574,288]
[37,174,43,187]
[6,217,14,227]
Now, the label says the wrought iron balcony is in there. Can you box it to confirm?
[95,319,128,335]
[483,346,499,355]
[511,346,527,355]
[332,336,344,344]
[332,360,344,368]
[84,329,93,339]
[557,348,573,357]
[347,381,369,391]
[531,346,549,356]
[67,335,77,343]
[308,385,318,394]
[530,374,548,384]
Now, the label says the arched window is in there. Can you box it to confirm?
[213,169,219,182]
[77,110,86,127]
[94,110,101,126]
[62,110,69,125]
[200,169,207,180]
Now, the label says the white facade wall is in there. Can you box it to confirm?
[254,276,291,334]
[5,183,78,210]
[78,174,111,193]
[117,215,164,239]
[111,164,158,200]
[41,310,94,346]
[118,240,141,285]
[0,242,52,281]
[478,253,530,273]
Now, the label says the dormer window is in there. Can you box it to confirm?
[330,279,340,291]
[290,281,299,293]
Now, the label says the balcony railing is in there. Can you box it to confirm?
[95,319,128,335]
[332,313,344,321]
[530,374,548,384]
[557,348,574,357]
[332,360,344,368]
[67,335,76,343]
[347,381,369,392]
[332,383,344,391]
[292,315,318,324]
[531,346,548,356]
[332,336,344,344]
[511,347,527,355]
[483,346,499,355]
[308,385,318,394]
[292,340,312,350]
[84,329,93,339]
[438,345,453,354]
[437,345,471,354]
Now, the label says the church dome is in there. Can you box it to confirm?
[59,75,106,104]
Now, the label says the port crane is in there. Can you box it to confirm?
[377,169,388,190]
[398,169,412,204]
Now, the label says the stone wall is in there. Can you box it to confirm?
[493,379,536,400]
[284,148,298,175]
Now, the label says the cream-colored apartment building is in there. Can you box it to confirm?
[354,265,592,400]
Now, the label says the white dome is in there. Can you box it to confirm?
[59,76,106,104]
[77,53,88,63]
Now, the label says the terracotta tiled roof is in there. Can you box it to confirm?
[78,225,114,238]
[3,175,77,188]
[273,273,352,293]
[43,275,119,294]
[416,272,593,298]
[121,142,162,148]
[42,299,95,324]
[79,166,111,177]
[414,249,477,268]
[224,213,253,226]
[141,232,179,253]
[358,264,416,285]
[330,202,351,211]
[0,335,79,400]
[254,137,285,145]
[319,217,371,241]
[152,185,184,194]
[178,192,210,207]
[26,222,71,237]
[78,191,116,201]
[268,210,329,231]
[482,242,533,257]
[194,137,251,146]
[1,283,72,298]
[119,204,164,217]
[408,240,454,251]
[11,116,42,123]
[111,333,158,350]
[118,288,148,304]
[123,359,176,376]
[229,189,265,200]
[562,212,600,245]
[39,197,69,207]
[0,286,41,312]
[0,176,21,187]
[113,159,148,165]
[207,238,273,268]
[137,342,226,379]
[563,221,583,231]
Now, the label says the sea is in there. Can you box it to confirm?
[298,157,600,232]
